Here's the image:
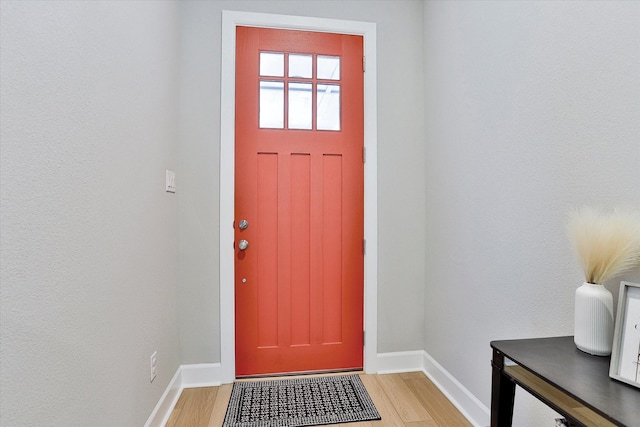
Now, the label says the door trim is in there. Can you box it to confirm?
[219,10,378,383]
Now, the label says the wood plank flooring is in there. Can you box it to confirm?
[165,372,472,427]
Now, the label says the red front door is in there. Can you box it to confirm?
[234,26,364,377]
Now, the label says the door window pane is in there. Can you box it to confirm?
[260,81,284,129]
[288,54,312,78]
[259,52,284,77]
[288,83,312,130]
[317,84,340,131]
[317,56,340,80]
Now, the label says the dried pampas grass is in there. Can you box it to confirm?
[567,207,640,284]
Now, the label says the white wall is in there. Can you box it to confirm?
[178,0,427,363]
[0,2,181,426]
[423,1,640,426]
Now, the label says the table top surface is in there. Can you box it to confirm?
[491,336,639,426]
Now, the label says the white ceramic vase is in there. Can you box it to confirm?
[574,282,614,356]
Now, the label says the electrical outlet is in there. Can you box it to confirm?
[166,170,176,193]
[150,351,157,382]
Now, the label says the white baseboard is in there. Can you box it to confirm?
[376,350,425,374]
[146,356,489,427]
[144,363,222,427]
[181,363,223,388]
[144,368,183,427]
[375,350,489,427]
[420,352,490,427]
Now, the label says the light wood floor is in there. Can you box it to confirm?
[165,372,472,427]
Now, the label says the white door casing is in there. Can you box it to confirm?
[219,10,377,382]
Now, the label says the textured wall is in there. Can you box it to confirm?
[422,1,640,425]
[6,1,636,425]
[178,0,427,363]
[0,1,181,426]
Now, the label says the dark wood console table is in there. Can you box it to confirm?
[491,336,639,427]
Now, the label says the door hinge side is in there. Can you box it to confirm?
[363,239,366,256]
[362,147,366,163]
[363,331,365,345]
[363,56,366,72]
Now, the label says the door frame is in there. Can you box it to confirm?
[219,10,377,383]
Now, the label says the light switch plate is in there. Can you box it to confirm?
[166,170,176,193]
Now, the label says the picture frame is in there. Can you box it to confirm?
[609,281,640,388]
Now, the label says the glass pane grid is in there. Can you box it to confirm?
[259,52,341,131]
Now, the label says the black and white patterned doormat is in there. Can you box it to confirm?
[222,374,381,427]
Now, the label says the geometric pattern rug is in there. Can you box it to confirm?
[222,374,381,427]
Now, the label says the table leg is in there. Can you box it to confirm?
[491,348,516,427]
